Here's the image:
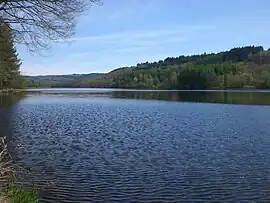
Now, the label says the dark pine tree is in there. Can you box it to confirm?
[0,22,22,89]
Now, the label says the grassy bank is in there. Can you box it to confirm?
[0,137,38,203]
[5,187,38,203]
[0,89,24,94]
[1,187,38,203]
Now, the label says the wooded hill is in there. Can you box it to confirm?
[25,73,103,88]
[48,46,270,90]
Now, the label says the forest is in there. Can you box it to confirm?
[49,46,270,90]
[0,23,24,90]
[25,73,103,88]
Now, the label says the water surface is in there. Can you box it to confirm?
[1,89,270,202]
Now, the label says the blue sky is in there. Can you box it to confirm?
[19,0,270,76]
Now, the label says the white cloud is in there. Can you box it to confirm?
[85,0,163,25]
[71,25,215,44]
[21,64,70,76]
[68,52,93,58]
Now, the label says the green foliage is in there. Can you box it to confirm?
[7,186,38,203]
[28,45,270,90]
[24,73,104,88]
[0,23,24,90]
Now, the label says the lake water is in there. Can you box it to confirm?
[1,89,270,202]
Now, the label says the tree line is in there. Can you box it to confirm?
[51,46,270,90]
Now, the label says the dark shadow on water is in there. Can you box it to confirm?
[0,93,26,138]
[110,91,270,105]
[0,93,26,108]
[27,89,270,105]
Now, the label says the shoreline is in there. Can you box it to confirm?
[0,89,24,94]
[0,137,38,203]
[0,137,12,203]
[24,87,270,93]
[0,197,10,203]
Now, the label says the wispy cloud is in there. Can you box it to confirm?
[71,25,215,44]
[89,0,163,25]
[67,25,215,59]
[21,64,66,76]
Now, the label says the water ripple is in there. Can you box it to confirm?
[6,94,270,202]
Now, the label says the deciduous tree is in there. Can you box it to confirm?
[0,0,101,51]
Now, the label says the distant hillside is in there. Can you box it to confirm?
[24,73,103,88]
[28,46,270,90]
[55,45,270,90]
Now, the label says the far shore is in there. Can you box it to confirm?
[23,87,270,93]
[0,89,24,94]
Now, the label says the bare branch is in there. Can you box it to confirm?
[0,0,101,52]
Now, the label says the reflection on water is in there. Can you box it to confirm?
[27,89,270,105]
[2,89,270,202]
[0,93,25,138]
[0,93,25,108]
[111,91,270,105]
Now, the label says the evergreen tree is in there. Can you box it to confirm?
[0,22,21,89]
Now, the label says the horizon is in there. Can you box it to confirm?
[19,0,270,76]
[23,44,268,77]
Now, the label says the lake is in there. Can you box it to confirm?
[1,89,270,202]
